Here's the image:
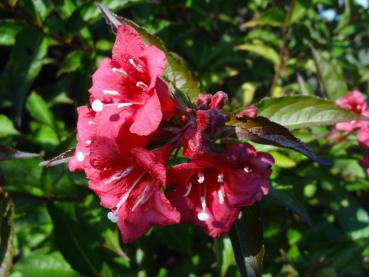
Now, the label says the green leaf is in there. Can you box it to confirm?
[96,3,200,102]
[26,92,55,127]
[0,20,24,46]
[227,115,330,166]
[297,74,314,96]
[257,96,363,129]
[229,205,264,277]
[47,203,103,276]
[241,8,287,28]
[57,51,83,76]
[235,42,280,66]
[12,250,82,277]
[0,114,19,137]
[0,26,49,124]
[270,184,312,226]
[311,46,348,100]
[0,194,14,276]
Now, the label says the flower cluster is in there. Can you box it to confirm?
[69,25,274,243]
[334,91,369,175]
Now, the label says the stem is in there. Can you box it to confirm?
[268,0,296,96]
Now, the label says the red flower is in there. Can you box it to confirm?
[89,25,176,136]
[87,136,180,243]
[335,91,367,132]
[167,143,273,237]
[360,154,369,176]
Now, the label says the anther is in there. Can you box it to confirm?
[244,166,252,173]
[107,211,119,223]
[129,58,144,73]
[136,81,148,90]
[91,99,103,112]
[217,173,224,183]
[85,140,92,145]
[112,67,127,76]
[103,89,120,96]
[197,172,205,184]
[76,151,85,162]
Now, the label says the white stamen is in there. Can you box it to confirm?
[85,140,91,145]
[218,189,224,204]
[115,173,145,211]
[198,212,209,221]
[92,99,103,112]
[129,58,144,73]
[217,173,224,183]
[197,172,205,184]
[244,166,252,173]
[107,211,119,223]
[112,67,127,76]
[183,182,193,197]
[88,120,95,125]
[103,89,120,96]
[136,81,148,90]
[197,180,209,221]
[131,186,150,212]
[104,166,133,184]
[117,102,133,108]
[76,151,85,162]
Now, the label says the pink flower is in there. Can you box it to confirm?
[89,25,176,136]
[358,122,369,148]
[87,136,180,243]
[167,143,274,237]
[335,91,367,132]
[238,106,257,118]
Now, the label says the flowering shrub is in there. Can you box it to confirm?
[1,1,369,277]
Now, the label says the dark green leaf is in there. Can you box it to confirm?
[270,184,312,226]
[0,193,14,276]
[228,115,330,166]
[96,3,200,102]
[311,46,348,100]
[229,205,264,277]
[257,96,363,129]
[48,202,103,276]
[0,26,49,124]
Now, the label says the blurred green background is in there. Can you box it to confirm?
[1,0,369,276]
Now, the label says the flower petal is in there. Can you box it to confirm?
[140,45,166,90]
[129,92,162,136]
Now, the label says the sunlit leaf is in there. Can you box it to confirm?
[0,114,19,137]
[235,42,280,66]
[257,96,363,129]
[311,46,348,100]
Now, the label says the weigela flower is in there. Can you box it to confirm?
[167,143,273,237]
[360,155,369,176]
[335,91,367,132]
[89,25,176,136]
[87,137,180,243]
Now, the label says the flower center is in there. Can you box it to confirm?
[107,171,145,223]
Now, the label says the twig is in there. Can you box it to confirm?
[268,0,296,96]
